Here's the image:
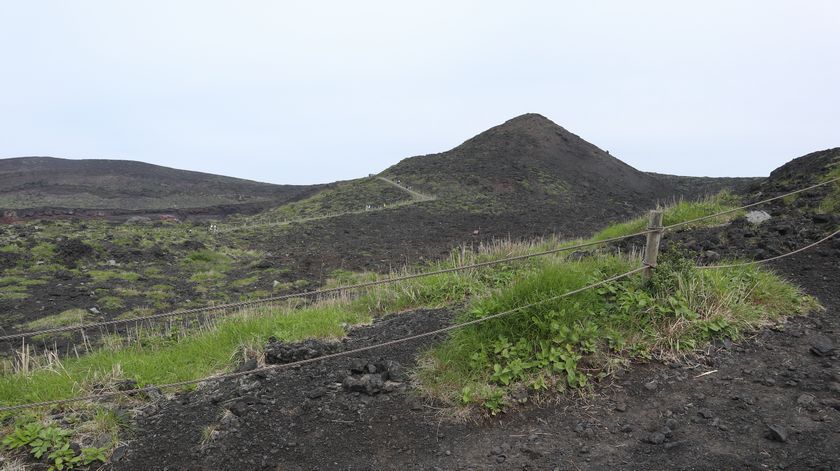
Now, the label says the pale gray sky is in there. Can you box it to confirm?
[1,1,838,184]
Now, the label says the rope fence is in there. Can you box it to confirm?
[0,267,646,412]
[0,229,654,342]
[698,228,840,269]
[1,176,838,412]
[664,176,839,230]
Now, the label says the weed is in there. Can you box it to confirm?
[183,249,231,273]
[417,251,817,414]
[1,420,107,470]
[819,163,840,213]
[97,296,125,311]
[232,275,260,288]
[23,309,95,331]
[30,242,55,261]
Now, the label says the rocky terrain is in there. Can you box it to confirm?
[0,117,837,471]
[108,148,840,470]
[0,116,759,340]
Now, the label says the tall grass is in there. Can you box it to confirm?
[416,252,818,412]
[593,191,742,241]
[0,303,369,406]
[0,192,800,410]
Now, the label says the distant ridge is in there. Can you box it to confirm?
[0,157,318,212]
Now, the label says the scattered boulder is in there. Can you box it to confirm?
[111,446,128,462]
[796,394,816,408]
[341,359,405,395]
[343,374,385,395]
[812,213,835,224]
[236,358,258,373]
[810,335,834,357]
[766,424,789,443]
[698,408,714,419]
[645,432,666,445]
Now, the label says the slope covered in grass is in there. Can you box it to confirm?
[0,192,812,409]
[416,253,817,413]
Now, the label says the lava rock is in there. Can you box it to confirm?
[265,339,339,365]
[766,424,789,443]
[342,374,385,395]
[111,446,128,462]
[236,358,258,373]
[796,393,816,408]
[812,213,834,224]
[810,335,835,357]
[645,432,667,445]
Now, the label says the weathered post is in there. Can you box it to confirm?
[643,210,664,278]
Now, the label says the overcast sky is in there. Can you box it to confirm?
[1,1,838,184]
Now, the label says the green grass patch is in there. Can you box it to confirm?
[417,252,818,414]
[0,304,370,406]
[190,270,225,284]
[22,309,96,331]
[593,191,741,241]
[97,296,125,311]
[819,163,840,213]
[232,275,260,288]
[0,291,29,301]
[30,242,55,261]
[182,249,232,273]
[0,244,22,254]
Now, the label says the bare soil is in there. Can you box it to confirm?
[107,248,839,471]
[109,173,840,470]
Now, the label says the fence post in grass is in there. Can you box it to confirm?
[643,210,664,278]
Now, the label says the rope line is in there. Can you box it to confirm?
[0,267,647,412]
[698,228,840,269]
[664,176,840,230]
[0,229,653,342]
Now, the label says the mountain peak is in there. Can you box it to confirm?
[453,113,581,156]
[490,113,567,134]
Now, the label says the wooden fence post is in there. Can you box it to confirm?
[643,210,664,278]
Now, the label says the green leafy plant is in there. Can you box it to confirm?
[1,421,108,470]
[482,389,507,415]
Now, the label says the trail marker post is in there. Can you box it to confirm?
[643,210,664,278]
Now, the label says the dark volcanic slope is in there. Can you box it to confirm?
[0,157,318,211]
[114,149,840,471]
[383,114,756,212]
[243,114,761,286]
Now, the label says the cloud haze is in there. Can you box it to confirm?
[1,1,838,184]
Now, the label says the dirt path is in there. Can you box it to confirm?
[110,240,839,471]
[376,176,436,202]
